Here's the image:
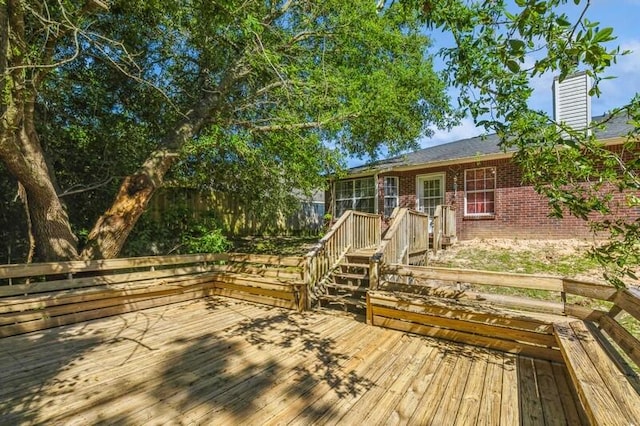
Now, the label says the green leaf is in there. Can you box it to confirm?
[506,59,520,72]
[593,27,614,43]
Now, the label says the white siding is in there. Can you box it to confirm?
[553,72,592,136]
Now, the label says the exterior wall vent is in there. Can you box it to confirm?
[553,72,592,137]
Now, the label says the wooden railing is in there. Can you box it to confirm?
[371,263,640,365]
[369,208,430,289]
[432,204,456,252]
[304,210,381,306]
[0,253,306,337]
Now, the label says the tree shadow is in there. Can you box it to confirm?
[0,307,170,424]
[0,323,105,423]
[137,307,375,424]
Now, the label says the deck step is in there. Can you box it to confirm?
[340,262,370,269]
[318,294,366,309]
[325,283,368,294]
[333,272,368,280]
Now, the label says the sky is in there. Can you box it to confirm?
[422,0,640,148]
[349,1,640,167]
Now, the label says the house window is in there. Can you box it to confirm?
[383,176,399,217]
[465,167,496,216]
[335,177,376,217]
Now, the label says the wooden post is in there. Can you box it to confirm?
[366,292,373,325]
[369,253,381,291]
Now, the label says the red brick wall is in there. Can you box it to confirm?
[377,156,633,240]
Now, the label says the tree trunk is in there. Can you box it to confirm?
[80,109,210,259]
[80,149,177,259]
[0,125,80,261]
[0,1,80,262]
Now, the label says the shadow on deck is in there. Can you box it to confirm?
[0,297,586,425]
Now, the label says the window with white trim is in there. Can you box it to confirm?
[383,176,399,217]
[335,177,376,217]
[464,167,496,216]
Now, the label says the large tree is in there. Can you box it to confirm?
[1,0,453,261]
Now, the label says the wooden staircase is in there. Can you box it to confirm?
[317,249,374,315]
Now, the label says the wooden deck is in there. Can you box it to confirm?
[0,297,586,425]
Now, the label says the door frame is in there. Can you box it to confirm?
[415,172,445,216]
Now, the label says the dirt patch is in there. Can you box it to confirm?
[429,238,604,281]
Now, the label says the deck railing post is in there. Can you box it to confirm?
[369,253,382,290]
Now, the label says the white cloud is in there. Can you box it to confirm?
[596,39,640,113]
[421,118,482,148]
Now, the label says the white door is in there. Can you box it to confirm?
[417,174,445,230]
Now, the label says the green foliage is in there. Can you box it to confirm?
[0,165,28,263]
[402,0,640,287]
[2,0,456,261]
[182,226,231,254]
[121,196,229,256]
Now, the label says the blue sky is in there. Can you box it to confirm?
[349,1,640,167]
[422,0,640,148]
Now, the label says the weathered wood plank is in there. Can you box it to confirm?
[499,353,520,426]
[0,265,212,298]
[383,341,447,425]
[550,362,588,425]
[569,321,640,422]
[533,359,567,426]
[454,350,489,426]
[0,287,215,338]
[236,321,377,425]
[0,274,218,321]
[429,349,474,425]
[310,335,417,425]
[336,338,425,425]
[517,356,545,426]
[563,279,617,301]
[614,289,640,323]
[475,350,503,426]
[0,253,226,280]
[409,351,460,424]
[373,315,563,362]
[553,321,639,425]
[385,264,563,292]
[369,291,555,333]
[564,304,606,322]
[265,327,400,426]
[371,303,558,348]
[598,315,640,368]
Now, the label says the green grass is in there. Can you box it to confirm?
[230,235,319,257]
[430,246,599,277]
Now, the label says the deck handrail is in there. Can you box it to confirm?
[379,261,640,369]
[304,210,381,306]
[369,208,430,289]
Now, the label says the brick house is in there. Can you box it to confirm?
[327,111,633,240]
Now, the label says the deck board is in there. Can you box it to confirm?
[0,297,587,425]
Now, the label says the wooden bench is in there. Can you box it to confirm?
[367,290,564,362]
[0,253,307,338]
[554,320,640,426]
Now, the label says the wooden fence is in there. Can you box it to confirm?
[0,253,306,338]
[149,188,324,235]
